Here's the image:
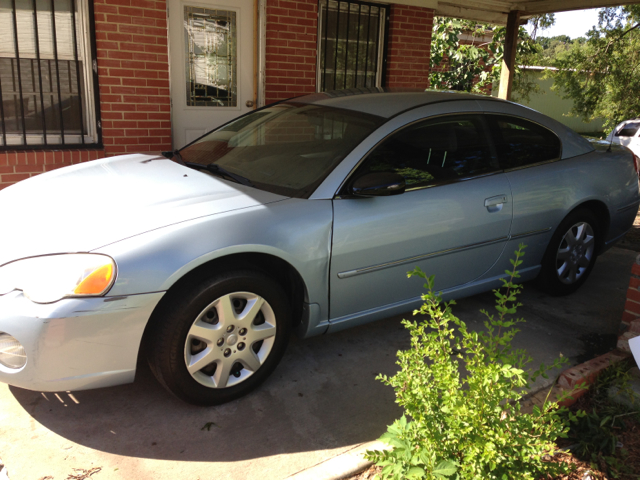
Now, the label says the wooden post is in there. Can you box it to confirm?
[498,10,521,100]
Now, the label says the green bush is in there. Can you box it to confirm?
[366,245,572,479]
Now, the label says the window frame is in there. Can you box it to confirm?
[337,112,503,197]
[0,0,102,151]
[316,0,390,93]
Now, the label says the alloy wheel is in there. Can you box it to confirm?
[555,221,595,285]
[184,292,276,388]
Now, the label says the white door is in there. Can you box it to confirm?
[168,0,255,149]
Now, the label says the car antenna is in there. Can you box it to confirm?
[607,121,618,153]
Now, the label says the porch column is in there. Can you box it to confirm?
[498,10,521,100]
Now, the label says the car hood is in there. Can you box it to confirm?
[0,154,287,266]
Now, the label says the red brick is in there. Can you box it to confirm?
[14,165,45,174]
[0,173,30,183]
[622,310,640,325]
[628,287,640,303]
[44,163,70,172]
[625,299,640,315]
[558,351,630,389]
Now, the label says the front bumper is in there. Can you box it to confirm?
[0,290,164,392]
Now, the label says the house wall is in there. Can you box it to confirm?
[386,4,433,88]
[2,0,435,191]
[0,150,105,190]
[264,1,435,104]
[512,70,605,134]
[265,0,319,105]
[0,0,172,191]
[93,0,172,156]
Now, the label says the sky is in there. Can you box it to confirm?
[526,8,601,39]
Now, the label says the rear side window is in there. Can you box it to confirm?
[352,114,499,190]
[489,115,561,169]
[616,122,640,137]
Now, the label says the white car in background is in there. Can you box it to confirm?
[606,120,640,158]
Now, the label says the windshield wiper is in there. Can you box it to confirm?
[162,150,186,165]
[163,150,253,187]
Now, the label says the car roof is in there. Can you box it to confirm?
[291,88,508,118]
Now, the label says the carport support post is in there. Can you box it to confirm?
[498,10,521,100]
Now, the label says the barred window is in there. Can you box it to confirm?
[317,0,389,92]
[0,0,100,149]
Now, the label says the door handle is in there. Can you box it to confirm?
[484,195,507,212]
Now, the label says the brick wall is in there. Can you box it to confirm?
[385,4,433,88]
[0,150,105,191]
[619,254,640,352]
[94,0,172,156]
[0,0,172,191]
[265,0,318,105]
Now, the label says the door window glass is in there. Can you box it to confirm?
[352,115,498,189]
[490,115,561,169]
[184,6,237,107]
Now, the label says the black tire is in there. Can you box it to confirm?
[147,270,291,405]
[536,209,600,296]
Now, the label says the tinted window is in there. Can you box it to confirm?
[616,122,640,137]
[351,115,498,189]
[490,115,561,169]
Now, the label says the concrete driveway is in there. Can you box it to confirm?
[0,247,636,480]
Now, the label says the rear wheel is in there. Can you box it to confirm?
[147,270,291,405]
[536,209,599,296]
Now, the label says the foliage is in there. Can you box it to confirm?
[564,362,639,477]
[428,17,546,100]
[365,245,572,479]
[527,35,587,67]
[550,6,640,130]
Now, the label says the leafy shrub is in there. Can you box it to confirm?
[366,245,571,479]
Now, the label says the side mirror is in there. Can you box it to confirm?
[350,172,406,197]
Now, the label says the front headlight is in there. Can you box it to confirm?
[0,254,116,304]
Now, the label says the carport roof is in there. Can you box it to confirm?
[399,0,640,25]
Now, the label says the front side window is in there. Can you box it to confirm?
[350,114,498,190]
[489,115,561,169]
[317,0,389,91]
[0,0,99,149]
[179,102,384,198]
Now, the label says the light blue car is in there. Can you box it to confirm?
[0,90,638,405]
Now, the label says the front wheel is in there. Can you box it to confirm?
[147,270,291,405]
[536,209,599,296]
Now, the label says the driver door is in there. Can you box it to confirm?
[329,114,513,321]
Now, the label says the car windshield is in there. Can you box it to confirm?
[179,102,384,198]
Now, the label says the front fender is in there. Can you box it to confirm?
[94,198,334,323]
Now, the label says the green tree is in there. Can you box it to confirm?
[551,6,640,129]
[429,15,553,100]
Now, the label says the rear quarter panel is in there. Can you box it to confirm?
[484,147,639,279]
